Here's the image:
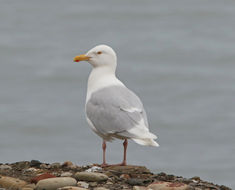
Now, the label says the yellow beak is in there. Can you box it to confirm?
[73,54,90,62]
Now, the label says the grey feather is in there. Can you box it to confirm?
[86,85,149,138]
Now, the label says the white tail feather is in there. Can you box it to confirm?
[132,138,159,147]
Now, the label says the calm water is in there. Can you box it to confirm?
[0,0,235,188]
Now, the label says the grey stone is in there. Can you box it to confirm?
[75,172,108,182]
[51,162,61,169]
[61,172,73,177]
[40,163,51,169]
[35,177,77,190]
[0,165,12,170]
[89,182,97,187]
[127,178,144,186]
[30,160,42,167]
[77,181,89,188]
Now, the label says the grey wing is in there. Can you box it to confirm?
[86,86,149,137]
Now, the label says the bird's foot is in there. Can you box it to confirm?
[115,161,127,166]
[100,162,109,168]
[100,161,127,168]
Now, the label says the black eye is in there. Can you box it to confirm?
[97,51,102,55]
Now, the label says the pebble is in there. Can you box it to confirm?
[89,182,98,187]
[31,173,56,184]
[30,160,42,167]
[62,161,73,168]
[148,181,191,190]
[133,186,147,190]
[86,166,102,172]
[15,161,30,169]
[40,163,51,169]
[0,176,27,190]
[61,172,73,177]
[77,181,89,188]
[24,183,36,189]
[25,167,39,172]
[93,187,110,190]
[120,174,130,179]
[51,162,61,169]
[58,186,87,190]
[106,181,113,185]
[75,172,108,182]
[62,161,77,170]
[0,165,12,170]
[127,178,144,186]
[35,177,77,190]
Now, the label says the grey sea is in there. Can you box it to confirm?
[0,0,235,188]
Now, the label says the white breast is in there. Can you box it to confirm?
[86,67,124,102]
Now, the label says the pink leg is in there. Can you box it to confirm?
[121,139,128,166]
[100,139,128,167]
[101,140,108,167]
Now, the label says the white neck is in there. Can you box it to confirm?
[86,66,124,102]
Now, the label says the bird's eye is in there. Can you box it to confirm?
[97,51,102,55]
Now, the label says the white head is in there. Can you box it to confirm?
[74,45,117,70]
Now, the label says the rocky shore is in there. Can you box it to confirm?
[0,160,231,190]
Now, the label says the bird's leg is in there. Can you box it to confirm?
[121,139,128,166]
[101,140,108,167]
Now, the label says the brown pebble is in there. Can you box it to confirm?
[0,176,27,190]
[120,174,130,179]
[30,173,56,184]
[62,161,73,167]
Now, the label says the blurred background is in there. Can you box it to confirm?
[0,0,235,188]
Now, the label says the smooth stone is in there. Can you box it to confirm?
[57,186,87,190]
[86,166,102,172]
[31,173,56,184]
[30,160,42,167]
[62,161,73,167]
[106,181,113,185]
[75,172,108,182]
[93,188,110,190]
[51,163,61,169]
[127,178,144,186]
[35,177,77,190]
[25,167,39,172]
[61,172,73,177]
[0,165,12,170]
[133,186,147,190]
[40,163,51,169]
[148,181,191,190]
[0,176,27,190]
[15,161,30,170]
[120,174,130,179]
[77,181,89,188]
[24,183,36,189]
[89,182,97,187]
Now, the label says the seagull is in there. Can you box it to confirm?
[74,45,159,167]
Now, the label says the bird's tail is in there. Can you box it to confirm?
[132,138,159,147]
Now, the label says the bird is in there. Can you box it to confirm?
[74,45,159,167]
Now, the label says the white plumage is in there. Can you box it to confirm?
[74,45,159,166]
